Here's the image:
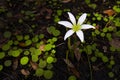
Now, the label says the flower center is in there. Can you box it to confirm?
[72,24,81,31]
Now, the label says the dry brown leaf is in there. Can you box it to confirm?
[30,61,38,70]
[109,38,120,48]
[39,44,45,51]
[103,9,115,16]
[12,59,18,70]
[63,59,75,68]
[61,0,71,3]
[74,48,81,62]
[70,67,80,78]
[21,69,30,76]
[19,42,26,47]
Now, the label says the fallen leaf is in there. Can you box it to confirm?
[39,44,45,51]
[109,38,120,48]
[19,42,26,47]
[74,48,81,62]
[61,0,71,3]
[12,59,18,70]
[30,61,38,70]
[21,69,30,76]
[103,9,115,16]
[63,59,75,68]
[70,67,80,78]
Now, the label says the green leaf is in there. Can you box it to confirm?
[4,60,12,67]
[0,65,3,71]
[20,56,29,65]
[24,35,30,40]
[39,59,47,68]
[3,31,11,38]
[47,26,56,34]
[52,30,60,36]
[0,52,5,59]
[47,56,54,64]
[7,40,13,45]
[45,44,53,51]
[34,49,41,55]
[32,36,39,43]
[102,56,109,63]
[11,50,21,57]
[108,72,114,78]
[16,35,23,41]
[35,68,44,76]
[24,50,30,55]
[2,44,10,51]
[32,55,38,62]
[43,70,53,79]
[68,75,77,80]
[39,34,44,39]
[91,56,97,62]
[25,40,32,46]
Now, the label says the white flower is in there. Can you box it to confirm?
[58,12,95,42]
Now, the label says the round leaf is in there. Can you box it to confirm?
[20,56,29,65]
[0,52,5,59]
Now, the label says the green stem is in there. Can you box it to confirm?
[87,54,93,80]
[66,37,71,60]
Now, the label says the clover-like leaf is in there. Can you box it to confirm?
[39,59,47,68]
[20,56,29,65]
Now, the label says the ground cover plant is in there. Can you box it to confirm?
[0,0,120,80]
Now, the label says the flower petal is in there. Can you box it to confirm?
[58,21,73,28]
[77,13,87,25]
[76,30,84,42]
[64,30,74,40]
[68,12,76,25]
[81,24,95,29]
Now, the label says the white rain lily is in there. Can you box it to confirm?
[58,12,95,42]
